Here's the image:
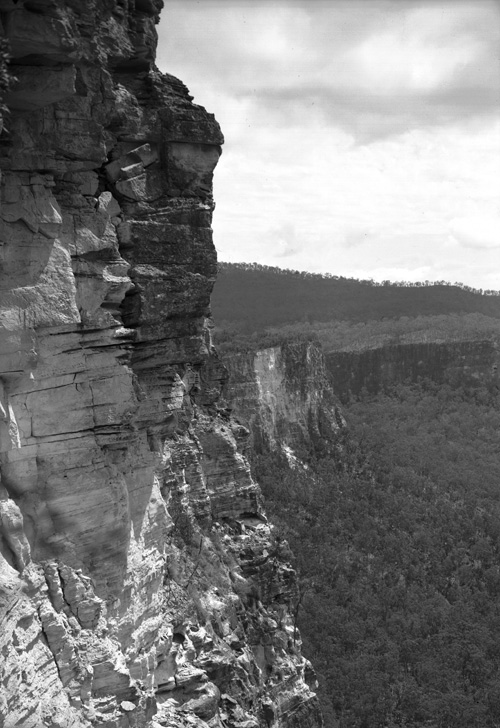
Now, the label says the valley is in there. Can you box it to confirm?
[215,264,500,727]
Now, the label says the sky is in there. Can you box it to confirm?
[157,0,500,289]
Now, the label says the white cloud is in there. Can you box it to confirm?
[449,215,500,249]
[159,0,500,121]
[272,223,302,257]
[158,0,500,288]
[213,120,500,285]
[344,23,479,94]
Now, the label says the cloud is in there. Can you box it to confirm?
[449,215,500,249]
[250,85,499,142]
[159,0,500,141]
[211,119,500,286]
[342,228,372,248]
[272,223,302,257]
[158,1,500,289]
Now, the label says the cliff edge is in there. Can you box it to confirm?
[222,340,345,464]
[0,3,322,727]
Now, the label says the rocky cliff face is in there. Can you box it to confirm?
[326,339,500,402]
[222,341,345,466]
[0,3,322,727]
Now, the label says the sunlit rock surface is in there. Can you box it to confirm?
[0,2,322,727]
[222,341,345,465]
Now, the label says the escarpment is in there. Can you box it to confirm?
[221,341,346,465]
[325,339,500,403]
[0,3,322,727]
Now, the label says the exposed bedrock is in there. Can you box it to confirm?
[222,341,346,466]
[0,2,321,727]
[325,339,500,403]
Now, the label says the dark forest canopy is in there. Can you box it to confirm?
[212,262,500,333]
[216,263,500,725]
[255,380,500,728]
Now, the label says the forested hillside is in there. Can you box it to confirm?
[215,262,500,726]
[212,263,500,333]
[253,380,500,727]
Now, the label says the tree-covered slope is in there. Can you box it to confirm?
[253,380,500,727]
[215,262,500,726]
[211,263,500,332]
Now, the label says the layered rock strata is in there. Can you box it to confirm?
[0,3,321,727]
[222,341,345,466]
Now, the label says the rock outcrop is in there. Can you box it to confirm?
[0,3,322,727]
[325,339,500,403]
[222,341,345,466]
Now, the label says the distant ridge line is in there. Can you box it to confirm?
[212,263,500,334]
[217,261,500,297]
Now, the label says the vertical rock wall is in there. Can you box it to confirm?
[222,341,345,465]
[325,340,500,403]
[0,3,322,727]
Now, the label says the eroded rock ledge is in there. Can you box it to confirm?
[0,2,322,727]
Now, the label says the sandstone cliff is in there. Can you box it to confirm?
[325,339,500,403]
[0,3,322,727]
[222,341,345,466]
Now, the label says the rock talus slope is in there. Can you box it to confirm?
[0,3,322,727]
